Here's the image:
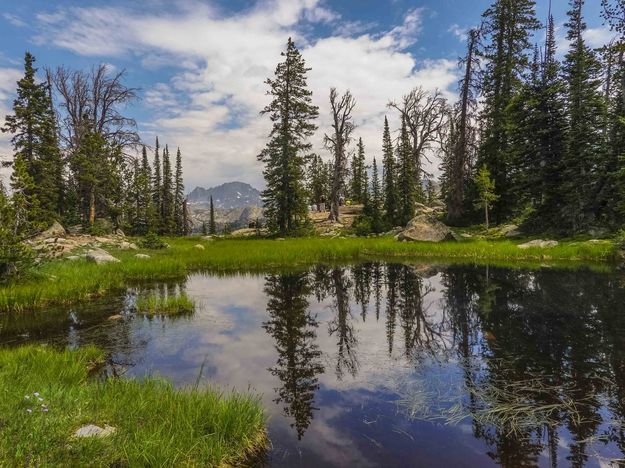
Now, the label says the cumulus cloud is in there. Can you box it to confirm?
[31,0,459,190]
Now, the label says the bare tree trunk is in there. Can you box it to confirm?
[325,88,356,222]
[89,188,96,226]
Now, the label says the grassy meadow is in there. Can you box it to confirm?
[0,236,618,313]
[0,345,266,466]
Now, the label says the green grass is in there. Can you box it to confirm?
[136,292,195,317]
[0,345,267,466]
[0,236,617,312]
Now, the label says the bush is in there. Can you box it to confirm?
[139,232,168,250]
[87,218,114,236]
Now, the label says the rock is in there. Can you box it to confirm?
[107,315,123,321]
[114,228,126,237]
[201,236,215,241]
[73,424,117,438]
[67,225,83,235]
[500,224,522,238]
[135,254,151,259]
[86,249,121,264]
[119,242,138,250]
[518,239,559,249]
[430,200,445,209]
[460,233,473,238]
[194,244,205,250]
[231,228,258,238]
[395,215,458,242]
[65,256,81,262]
[276,238,286,241]
[34,221,66,241]
[414,203,435,216]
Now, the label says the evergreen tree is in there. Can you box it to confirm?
[2,52,62,226]
[475,165,499,229]
[133,146,153,235]
[477,0,541,222]
[0,180,30,282]
[258,38,319,235]
[307,154,325,207]
[561,0,607,233]
[350,138,367,203]
[161,144,174,234]
[396,117,417,225]
[10,155,39,235]
[209,196,217,235]
[202,221,208,236]
[152,136,162,228]
[173,148,185,235]
[382,116,399,226]
[369,157,384,233]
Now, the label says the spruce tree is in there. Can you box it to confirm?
[0,180,30,282]
[475,165,499,229]
[133,146,153,235]
[152,136,162,229]
[173,148,185,235]
[382,116,399,226]
[161,144,174,234]
[396,117,417,226]
[369,157,384,233]
[258,38,319,235]
[202,221,208,236]
[2,52,62,226]
[350,138,367,203]
[562,0,606,233]
[477,0,541,222]
[307,154,325,207]
[209,196,217,235]
[10,155,39,235]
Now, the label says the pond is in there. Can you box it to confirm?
[2,262,625,467]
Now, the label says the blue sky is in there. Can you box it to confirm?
[0,0,613,190]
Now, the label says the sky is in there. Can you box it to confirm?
[0,0,613,192]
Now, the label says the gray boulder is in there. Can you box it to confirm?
[135,254,151,259]
[73,424,116,438]
[396,215,458,242]
[34,221,66,241]
[518,239,559,249]
[86,249,120,264]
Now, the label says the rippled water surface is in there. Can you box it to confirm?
[3,263,625,467]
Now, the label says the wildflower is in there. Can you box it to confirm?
[24,395,30,400]
[26,408,32,414]
[33,392,40,397]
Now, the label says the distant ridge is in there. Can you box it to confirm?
[187,181,262,209]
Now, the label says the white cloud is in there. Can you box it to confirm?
[32,1,458,190]
[0,67,22,184]
[448,24,467,42]
[3,13,27,28]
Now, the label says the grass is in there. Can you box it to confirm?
[135,292,195,317]
[0,236,617,312]
[0,345,267,467]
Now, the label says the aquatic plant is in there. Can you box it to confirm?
[135,292,195,316]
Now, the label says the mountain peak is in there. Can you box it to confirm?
[188,181,262,209]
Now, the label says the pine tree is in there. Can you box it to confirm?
[10,155,40,235]
[2,52,62,227]
[350,138,367,203]
[152,136,162,229]
[307,154,325,207]
[382,116,399,226]
[0,180,30,281]
[173,148,185,235]
[132,146,153,235]
[475,165,499,229]
[202,221,208,236]
[561,0,607,233]
[396,117,417,226]
[209,196,217,235]
[258,38,319,235]
[477,0,541,222]
[161,144,174,234]
[369,157,384,233]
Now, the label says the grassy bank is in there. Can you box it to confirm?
[136,292,195,316]
[0,345,266,466]
[0,236,617,312]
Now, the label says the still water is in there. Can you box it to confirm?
[3,263,625,467]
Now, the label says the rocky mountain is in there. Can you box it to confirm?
[187,182,264,232]
[187,182,261,209]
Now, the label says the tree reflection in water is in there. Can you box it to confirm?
[261,263,625,465]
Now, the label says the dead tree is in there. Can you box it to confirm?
[325,88,356,222]
[388,87,449,184]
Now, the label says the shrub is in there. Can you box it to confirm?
[139,233,168,250]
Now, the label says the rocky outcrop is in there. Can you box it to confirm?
[86,249,120,264]
[499,224,522,238]
[396,215,458,242]
[518,239,559,249]
[33,221,66,241]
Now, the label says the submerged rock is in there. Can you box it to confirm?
[396,215,458,243]
[73,424,116,438]
[518,239,559,249]
[86,249,121,264]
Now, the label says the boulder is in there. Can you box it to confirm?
[194,244,205,251]
[34,221,66,241]
[135,254,151,259]
[118,242,138,250]
[65,256,81,262]
[414,203,435,216]
[114,228,126,237]
[518,239,559,249]
[86,249,121,264]
[73,424,116,438]
[500,224,522,238]
[396,215,458,243]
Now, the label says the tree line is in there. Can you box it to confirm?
[0,53,190,278]
[259,0,625,237]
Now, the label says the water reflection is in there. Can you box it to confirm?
[3,263,625,466]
